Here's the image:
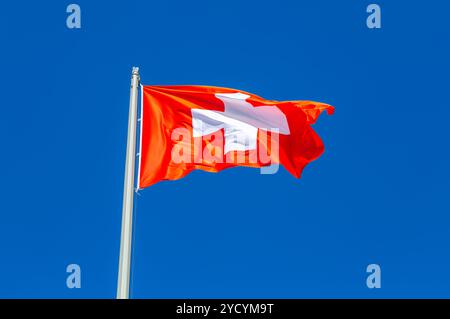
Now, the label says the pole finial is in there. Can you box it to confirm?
[132,67,139,75]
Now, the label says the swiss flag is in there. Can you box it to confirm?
[138,85,334,188]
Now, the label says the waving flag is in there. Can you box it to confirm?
[117,69,334,298]
[137,85,334,188]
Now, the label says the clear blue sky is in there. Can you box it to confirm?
[1,0,449,298]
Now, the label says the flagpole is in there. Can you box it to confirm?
[117,67,140,299]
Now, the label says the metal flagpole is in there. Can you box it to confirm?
[117,67,140,299]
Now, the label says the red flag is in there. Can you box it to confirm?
[137,85,334,188]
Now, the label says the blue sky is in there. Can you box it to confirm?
[0,0,449,298]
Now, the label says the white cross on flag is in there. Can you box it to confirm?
[192,92,290,153]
